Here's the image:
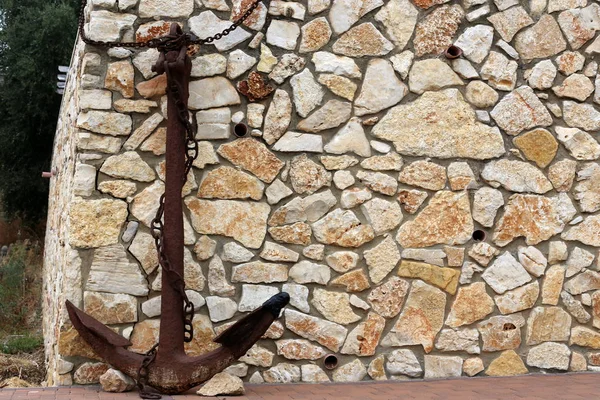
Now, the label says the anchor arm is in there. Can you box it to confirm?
[65,301,145,378]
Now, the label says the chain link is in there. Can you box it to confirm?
[78,0,261,49]
[137,344,161,399]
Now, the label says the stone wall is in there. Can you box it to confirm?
[45,0,600,387]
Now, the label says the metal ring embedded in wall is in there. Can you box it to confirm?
[323,354,339,370]
[472,230,486,242]
[445,45,463,59]
[234,123,248,137]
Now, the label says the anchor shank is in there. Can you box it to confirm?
[158,43,192,358]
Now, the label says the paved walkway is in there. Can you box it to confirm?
[0,373,598,400]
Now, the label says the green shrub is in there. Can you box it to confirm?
[0,335,43,354]
[0,243,42,336]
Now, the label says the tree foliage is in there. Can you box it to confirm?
[0,0,80,224]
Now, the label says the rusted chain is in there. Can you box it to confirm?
[77,0,261,49]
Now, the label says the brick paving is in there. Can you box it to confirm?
[0,373,598,400]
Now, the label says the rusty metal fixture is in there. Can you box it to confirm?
[234,123,248,137]
[444,45,463,59]
[237,71,275,102]
[41,171,55,178]
[323,354,339,370]
[68,16,289,399]
[472,230,486,242]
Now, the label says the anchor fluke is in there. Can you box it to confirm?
[66,300,131,348]
[213,292,290,350]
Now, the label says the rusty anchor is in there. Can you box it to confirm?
[67,21,289,397]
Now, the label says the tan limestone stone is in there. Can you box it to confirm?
[562,214,600,247]
[311,288,361,325]
[129,319,160,354]
[97,180,137,199]
[569,326,600,348]
[99,369,135,393]
[83,292,137,325]
[217,138,284,183]
[231,261,288,283]
[364,235,401,284]
[276,339,327,360]
[372,89,505,160]
[136,74,167,98]
[341,313,386,356]
[574,163,600,213]
[197,373,244,396]
[368,355,387,380]
[360,152,403,172]
[332,359,367,382]
[398,160,446,191]
[320,155,359,171]
[553,73,595,101]
[465,81,499,108]
[382,280,446,352]
[76,111,132,136]
[360,198,403,236]
[268,222,312,245]
[185,315,220,357]
[58,327,101,360]
[413,5,464,56]
[185,198,270,249]
[368,277,410,319]
[463,357,484,376]
[69,199,128,248]
[326,251,360,273]
[300,17,332,52]
[526,307,572,345]
[487,6,533,42]
[289,154,332,195]
[131,181,164,228]
[557,5,600,50]
[542,265,565,305]
[356,171,397,196]
[468,242,500,267]
[570,352,587,371]
[494,194,576,246]
[297,100,352,132]
[490,86,553,136]
[435,328,480,354]
[396,191,473,248]
[374,0,418,50]
[332,23,393,57]
[302,365,331,383]
[198,166,265,200]
[485,351,528,376]
[446,282,495,328]
[330,269,371,292]
[318,74,357,101]
[478,314,525,352]
[397,260,460,295]
[514,15,567,60]
[564,270,600,295]
[312,209,375,248]
[73,362,110,385]
[100,151,155,182]
[239,345,274,367]
[284,309,348,352]
[105,61,134,98]
[495,281,539,314]
[397,190,428,214]
[513,129,559,168]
